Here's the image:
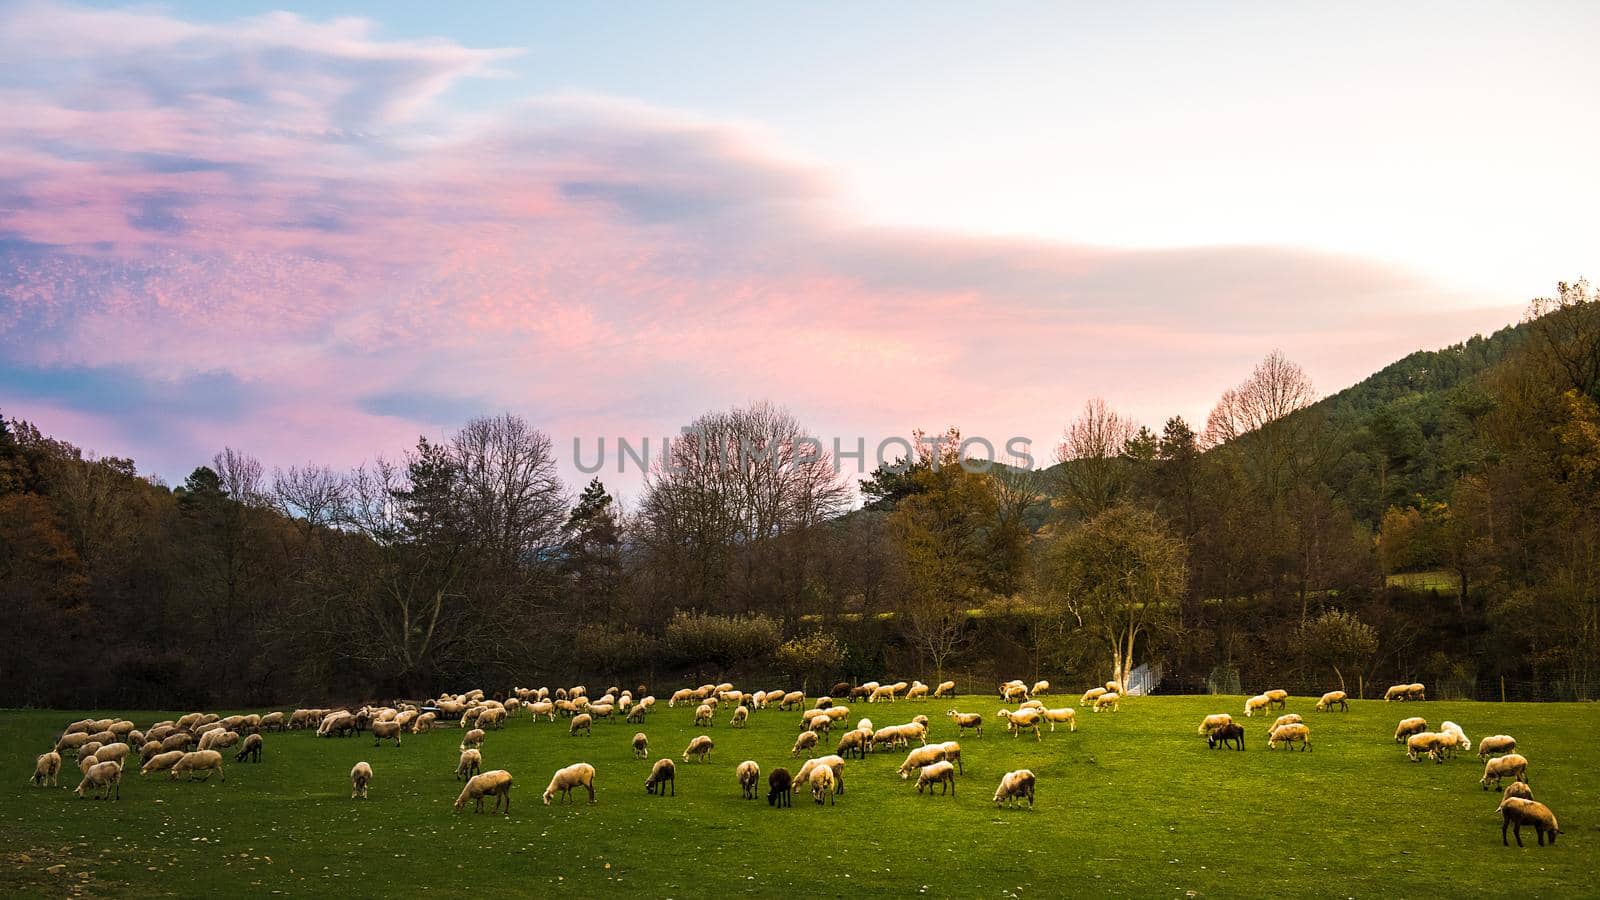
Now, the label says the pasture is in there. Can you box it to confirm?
[4,696,1595,897]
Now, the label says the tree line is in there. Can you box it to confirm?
[2,281,1595,707]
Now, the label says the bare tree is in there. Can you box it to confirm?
[1054,399,1135,518]
[213,447,267,508]
[451,414,567,569]
[272,464,348,532]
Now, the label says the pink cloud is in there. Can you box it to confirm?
[0,2,1521,493]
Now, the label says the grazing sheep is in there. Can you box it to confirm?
[140,750,185,776]
[626,703,648,724]
[730,705,749,728]
[997,709,1042,741]
[1478,735,1517,759]
[235,733,263,763]
[1019,699,1045,711]
[933,680,957,699]
[569,714,593,737]
[737,760,761,799]
[994,769,1036,808]
[1198,713,1234,736]
[31,751,61,787]
[456,749,482,781]
[809,764,837,805]
[898,744,949,778]
[1407,732,1448,763]
[794,755,848,796]
[54,732,89,756]
[78,753,99,775]
[1315,691,1348,712]
[916,760,958,796]
[1394,717,1429,743]
[1384,683,1414,701]
[684,735,714,763]
[411,712,438,733]
[139,741,164,764]
[946,709,984,738]
[1498,797,1560,847]
[1503,781,1534,802]
[455,770,514,814]
[584,704,613,724]
[1270,714,1303,733]
[693,704,715,728]
[1268,723,1312,752]
[1093,692,1121,713]
[869,684,898,703]
[1244,694,1271,717]
[999,682,1029,703]
[91,743,129,766]
[835,728,869,759]
[668,688,694,707]
[1042,707,1078,733]
[158,732,194,754]
[1208,723,1246,751]
[933,740,963,774]
[792,730,819,756]
[260,711,286,732]
[779,691,806,711]
[1080,687,1107,706]
[1440,721,1472,755]
[349,761,372,798]
[461,728,486,750]
[198,730,239,753]
[645,758,676,796]
[74,760,122,800]
[632,732,649,759]
[768,767,793,807]
[806,714,832,736]
[1405,683,1426,701]
[543,762,597,805]
[1264,689,1289,709]
[370,720,403,747]
[1481,754,1529,790]
[171,750,226,782]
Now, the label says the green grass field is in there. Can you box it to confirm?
[4,696,1595,897]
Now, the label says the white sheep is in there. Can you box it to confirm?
[916,760,957,795]
[370,720,403,747]
[632,732,649,759]
[794,755,847,796]
[1498,797,1560,847]
[1031,680,1050,697]
[905,681,930,701]
[993,769,1036,808]
[730,705,749,728]
[350,761,372,798]
[694,704,714,727]
[898,744,948,778]
[1481,753,1528,791]
[1439,721,1472,755]
[569,714,593,737]
[1264,689,1289,709]
[1314,690,1348,712]
[31,751,61,787]
[809,764,837,805]
[737,760,761,799]
[933,680,956,698]
[456,749,482,781]
[171,750,225,782]
[456,770,513,813]
[74,760,122,800]
[1269,714,1303,733]
[997,708,1042,740]
[1394,717,1428,743]
[1197,713,1233,736]
[1267,723,1311,752]
[684,735,714,763]
[543,762,596,804]
[139,750,185,777]
[1080,687,1107,706]
[946,709,983,738]
[1093,692,1121,713]
[792,730,819,756]
[1478,734,1517,759]
[1244,694,1270,717]
[1041,707,1077,732]
[645,758,675,796]
[461,728,486,749]
[1406,731,1447,763]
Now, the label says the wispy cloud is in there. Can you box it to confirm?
[0,1,1517,488]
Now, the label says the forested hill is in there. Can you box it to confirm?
[3,282,1597,708]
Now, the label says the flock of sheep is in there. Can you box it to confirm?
[25,677,1564,848]
[1195,682,1562,848]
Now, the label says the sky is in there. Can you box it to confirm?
[1,0,1597,498]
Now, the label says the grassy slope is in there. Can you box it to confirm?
[3,696,1595,898]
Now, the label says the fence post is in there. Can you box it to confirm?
[1358,674,1363,701]
[1501,676,1506,703]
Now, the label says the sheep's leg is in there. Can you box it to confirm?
[1537,827,1545,847]
[1502,819,1511,846]
[1514,823,1524,847]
